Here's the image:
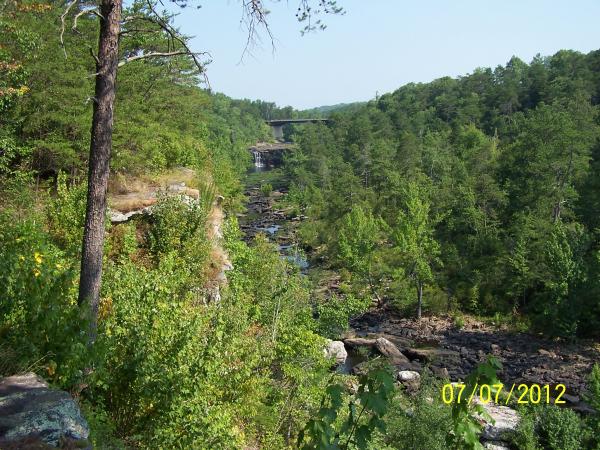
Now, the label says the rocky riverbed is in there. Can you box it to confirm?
[349,309,599,412]
[239,186,309,271]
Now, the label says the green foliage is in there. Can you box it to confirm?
[3,4,600,446]
[147,194,208,258]
[316,293,370,339]
[513,404,584,450]
[0,214,88,385]
[338,207,380,275]
[448,357,503,450]
[81,402,125,450]
[586,363,600,414]
[260,182,273,197]
[513,408,541,450]
[529,222,588,337]
[0,136,32,176]
[46,172,88,256]
[373,374,452,450]
[286,49,600,337]
[453,314,465,329]
[584,364,600,448]
[298,367,395,449]
[392,181,441,316]
[537,406,583,450]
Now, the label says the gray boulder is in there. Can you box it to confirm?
[476,400,520,442]
[0,373,89,448]
[324,340,348,365]
[397,370,421,382]
[483,442,511,450]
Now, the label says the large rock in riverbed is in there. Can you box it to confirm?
[324,340,348,365]
[476,400,520,443]
[343,336,421,371]
[0,373,90,448]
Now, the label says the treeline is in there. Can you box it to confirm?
[0,1,305,195]
[287,50,600,338]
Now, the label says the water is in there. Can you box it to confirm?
[251,150,265,168]
[245,148,308,272]
[337,348,368,375]
[263,224,281,235]
[278,244,309,270]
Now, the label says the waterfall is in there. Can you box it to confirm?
[252,150,265,168]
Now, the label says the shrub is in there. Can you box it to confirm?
[513,406,541,450]
[147,194,208,257]
[373,374,452,450]
[260,182,273,197]
[316,293,370,339]
[583,364,600,448]
[0,213,87,385]
[46,172,88,256]
[537,405,582,450]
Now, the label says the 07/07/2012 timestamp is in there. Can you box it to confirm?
[441,383,567,405]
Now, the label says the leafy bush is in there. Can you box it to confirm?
[299,367,395,449]
[447,357,503,449]
[107,221,138,262]
[513,407,541,450]
[260,182,273,197]
[45,172,87,256]
[537,405,582,450]
[147,194,208,257]
[0,213,87,385]
[79,216,334,447]
[583,364,600,448]
[316,293,370,339]
[373,373,452,450]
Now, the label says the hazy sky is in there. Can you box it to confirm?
[172,1,600,109]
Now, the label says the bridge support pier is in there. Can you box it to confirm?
[271,125,284,141]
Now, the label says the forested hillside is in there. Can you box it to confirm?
[1,1,600,449]
[287,50,600,338]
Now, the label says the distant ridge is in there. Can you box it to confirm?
[301,101,366,116]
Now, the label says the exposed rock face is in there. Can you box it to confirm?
[248,142,296,168]
[324,340,348,365]
[0,373,89,448]
[108,206,151,223]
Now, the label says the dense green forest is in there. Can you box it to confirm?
[1,1,600,449]
[286,49,600,338]
[0,3,335,448]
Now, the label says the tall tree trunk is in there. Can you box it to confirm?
[78,0,122,339]
[416,282,423,320]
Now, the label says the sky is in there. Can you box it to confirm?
[172,0,600,110]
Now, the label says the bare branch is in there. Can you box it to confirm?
[60,0,78,57]
[239,0,275,63]
[89,47,99,65]
[117,50,189,67]
[72,7,100,33]
[142,0,209,83]
[119,28,162,36]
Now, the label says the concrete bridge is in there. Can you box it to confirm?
[266,118,331,141]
